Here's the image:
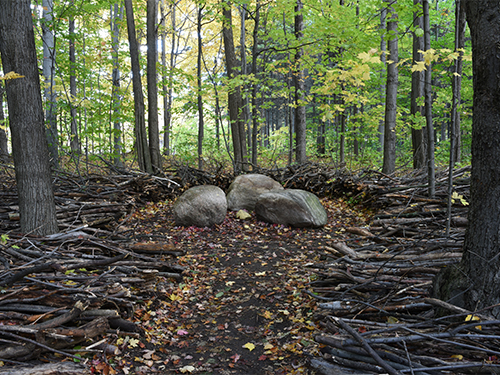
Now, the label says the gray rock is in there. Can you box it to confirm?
[173,185,227,227]
[226,174,283,211]
[255,189,328,228]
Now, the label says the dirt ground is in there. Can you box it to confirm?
[108,198,368,375]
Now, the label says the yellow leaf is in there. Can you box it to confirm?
[0,71,25,80]
[170,294,182,301]
[264,343,274,350]
[262,310,273,319]
[387,316,399,324]
[255,271,266,276]
[451,354,463,360]
[411,61,427,72]
[128,338,140,348]
[243,342,255,351]
[236,210,251,220]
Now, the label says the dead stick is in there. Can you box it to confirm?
[331,316,403,375]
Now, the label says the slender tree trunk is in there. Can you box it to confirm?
[222,1,248,173]
[69,1,80,155]
[42,0,59,168]
[382,0,398,174]
[294,0,307,164]
[250,1,260,167]
[197,4,205,170]
[410,0,425,169]
[111,3,123,168]
[0,84,8,162]
[147,0,161,173]
[423,0,435,197]
[451,0,465,164]
[0,0,59,235]
[161,0,173,156]
[124,0,152,173]
[378,6,387,151]
[240,6,251,153]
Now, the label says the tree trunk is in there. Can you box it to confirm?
[0,84,8,162]
[382,0,398,174]
[69,2,80,155]
[0,0,59,235]
[161,0,174,156]
[460,0,500,317]
[124,0,152,174]
[197,4,205,170]
[222,1,248,173]
[451,0,465,165]
[250,1,260,167]
[42,0,59,169]
[111,3,123,168]
[147,0,161,173]
[411,0,426,169]
[378,6,386,151]
[423,0,435,197]
[434,0,500,318]
[294,0,307,164]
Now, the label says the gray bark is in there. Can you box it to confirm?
[423,0,435,197]
[382,0,398,174]
[147,0,161,173]
[411,0,425,169]
[124,0,153,173]
[222,1,248,173]
[42,0,58,168]
[69,2,80,155]
[294,0,307,164]
[111,3,123,168]
[197,4,204,170]
[0,84,8,162]
[451,0,465,165]
[0,0,59,235]
[459,0,500,318]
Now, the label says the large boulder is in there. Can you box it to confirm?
[226,174,283,211]
[255,189,328,228]
[173,185,227,227]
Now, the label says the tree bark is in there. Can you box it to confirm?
[0,0,59,235]
[222,1,248,173]
[147,0,162,173]
[124,0,153,174]
[197,4,205,170]
[382,0,398,174]
[0,84,8,162]
[69,2,80,155]
[423,0,435,197]
[451,0,466,165]
[42,0,59,169]
[410,0,426,169]
[111,3,123,168]
[458,0,500,318]
[250,1,261,166]
[294,0,307,164]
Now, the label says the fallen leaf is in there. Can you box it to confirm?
[243,342,255,351]
[255,271,266,276]
[179,365,196,373]
[236,210,251,220]
[264,343,274,350]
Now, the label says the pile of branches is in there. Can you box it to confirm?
[305,167,500,374]
[0,230,184,372]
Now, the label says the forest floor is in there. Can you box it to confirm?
[0,163,482,375]
[114,198,369,375]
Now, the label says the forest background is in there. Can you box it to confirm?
[0,0,469,177]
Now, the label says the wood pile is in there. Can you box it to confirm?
[305,166,500,375]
